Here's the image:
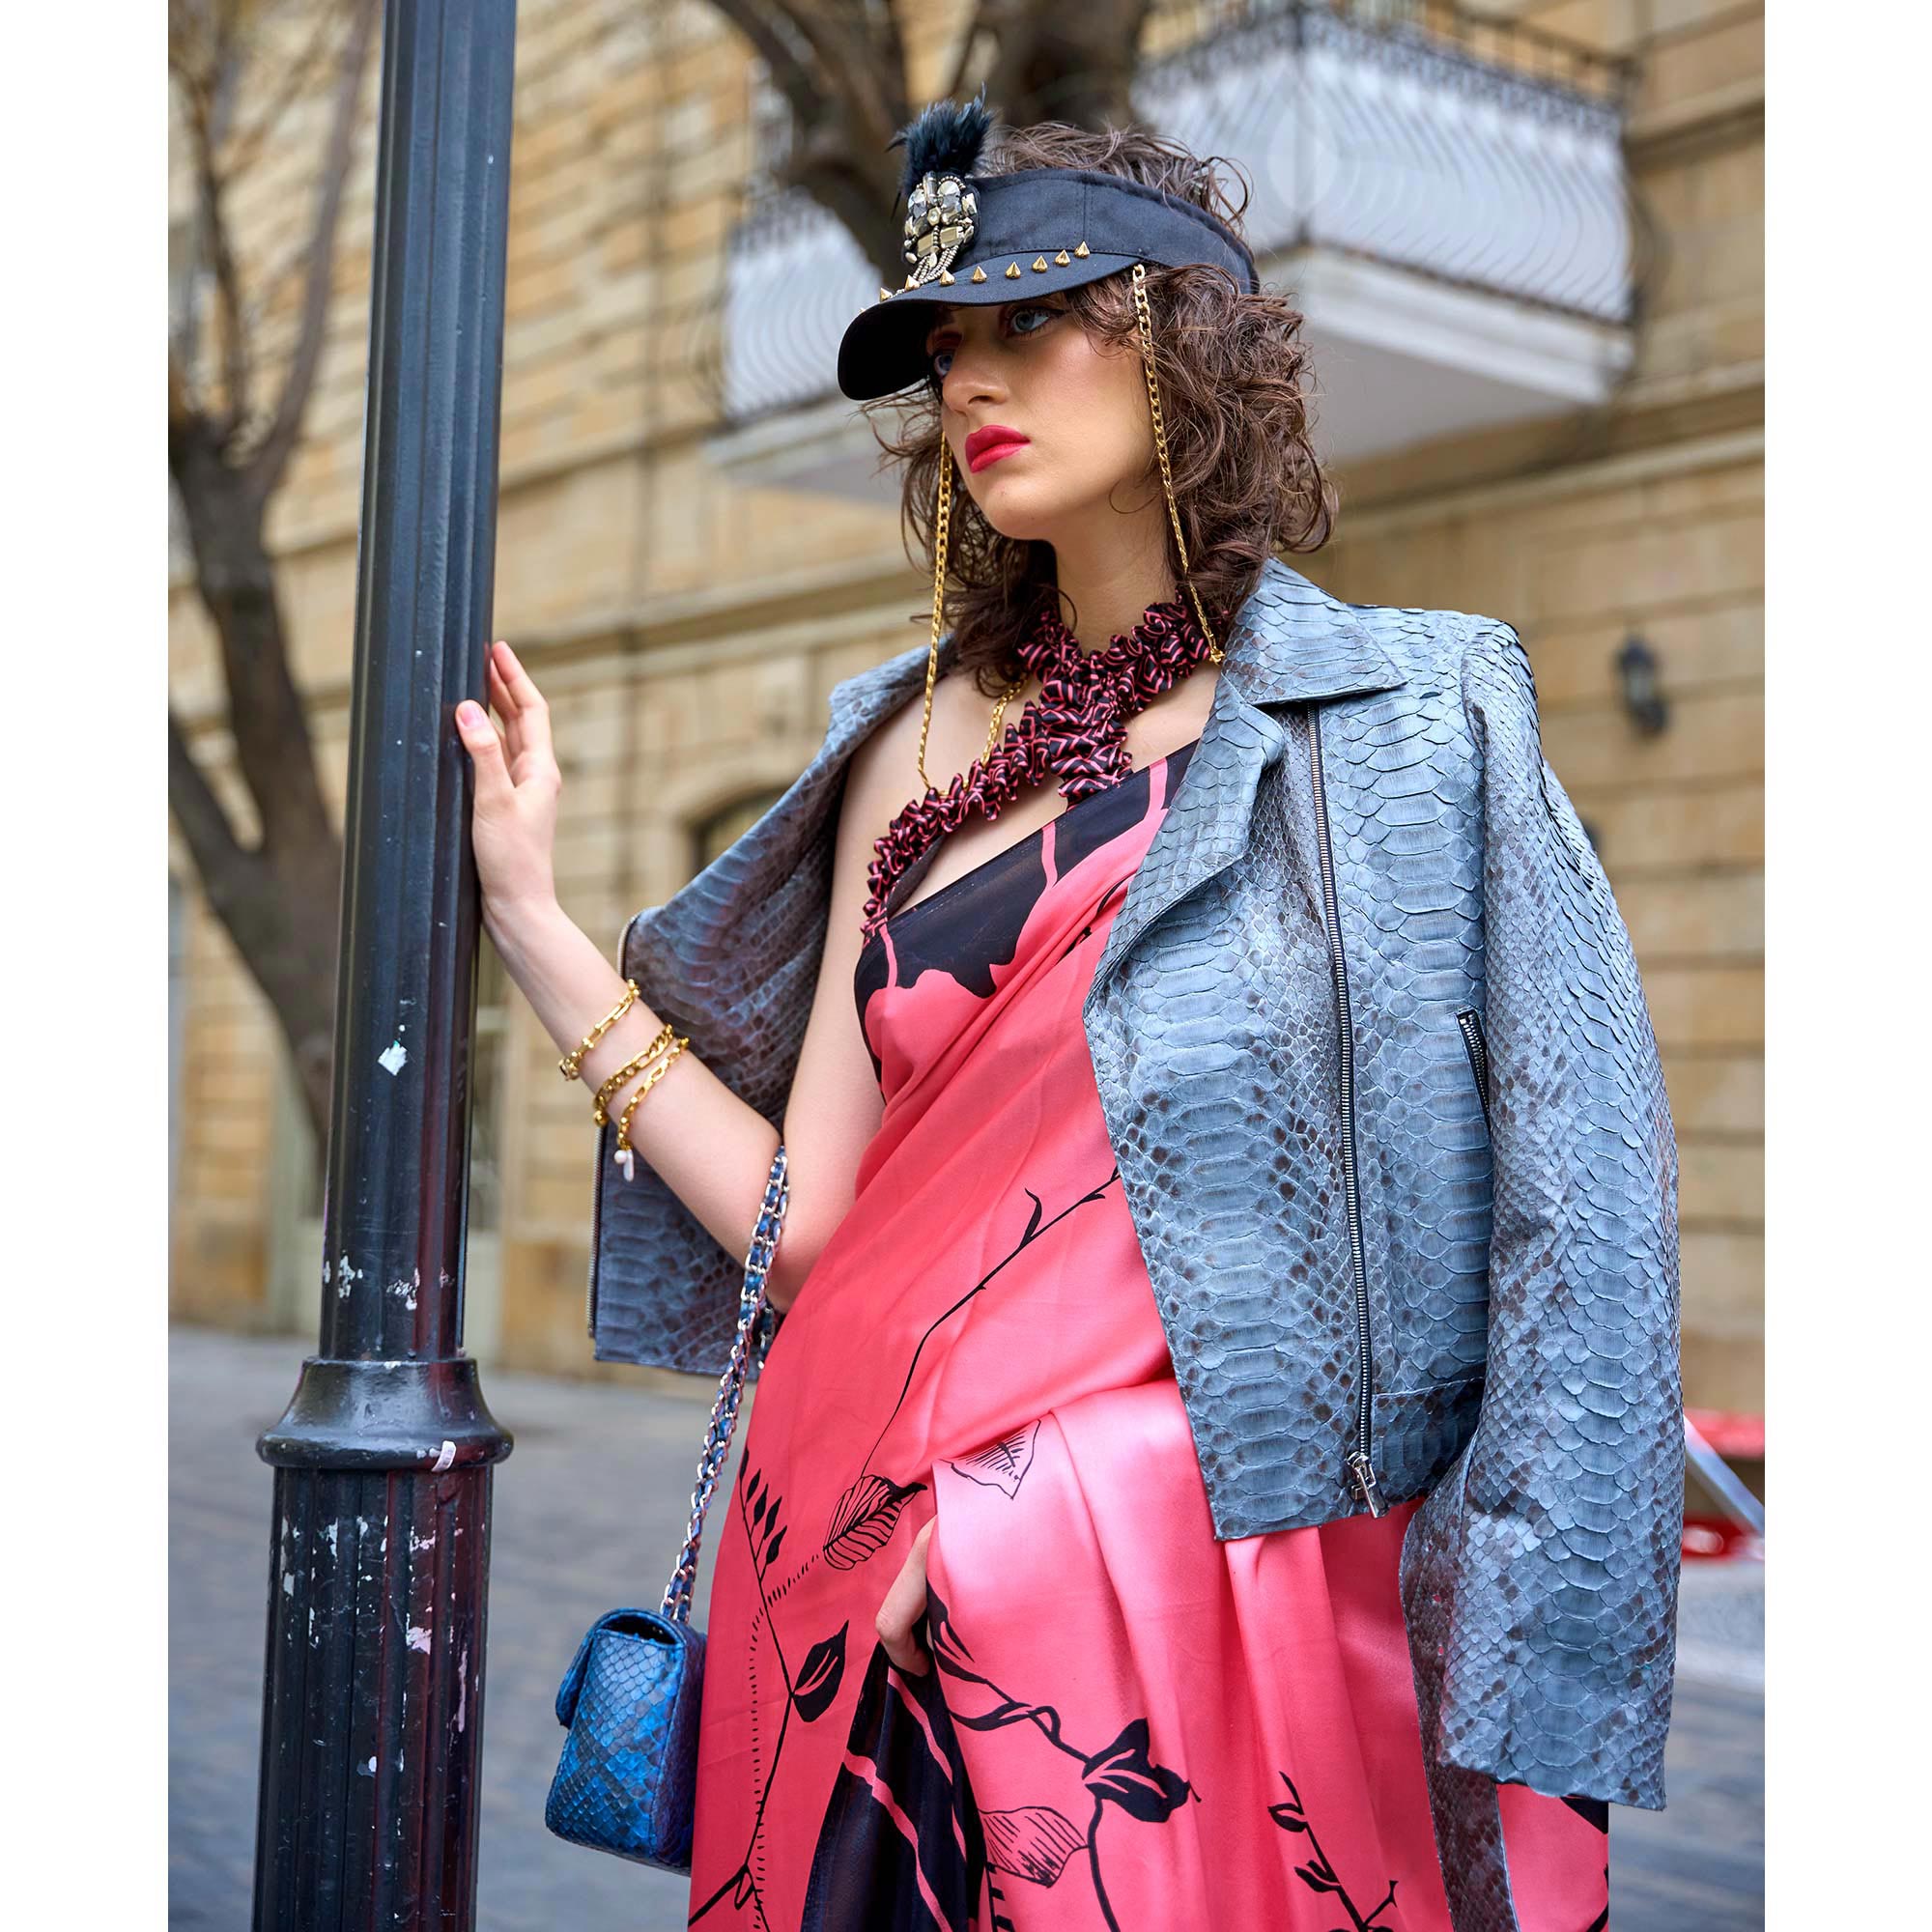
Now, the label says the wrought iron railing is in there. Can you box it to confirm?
[1142,1,1631,106]
[1138,1,1636,320]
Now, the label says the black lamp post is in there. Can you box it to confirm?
[252,5,519,1926]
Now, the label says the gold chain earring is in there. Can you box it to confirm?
[915,449,954,793]
[915,452,1026,788]
[1132,262,1224,666]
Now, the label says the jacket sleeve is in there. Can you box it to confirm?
[1399,615,1683,1812]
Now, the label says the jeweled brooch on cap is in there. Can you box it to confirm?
[903,172,978,288]
[885,92,994,297]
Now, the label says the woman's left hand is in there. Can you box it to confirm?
[875,1518,937,1676]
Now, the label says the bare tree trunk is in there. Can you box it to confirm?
[169,432,342,1146]
[979,2,1153,138]
[709,1,1152,278]
[168,0,379,1151]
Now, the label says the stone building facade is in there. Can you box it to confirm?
[168,0,1764,1416]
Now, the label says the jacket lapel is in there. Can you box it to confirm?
[1216,557,1408,709]
[1088,559,1408,997]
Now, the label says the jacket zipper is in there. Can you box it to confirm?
[1456,1009,1493,1139]
[1306,712,1388,1518]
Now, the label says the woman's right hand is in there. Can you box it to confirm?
[454,639,561,934]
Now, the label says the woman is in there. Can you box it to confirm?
[460,103,1679,1932]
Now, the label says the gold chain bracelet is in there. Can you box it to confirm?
[593,1023,677,1122]
[612,1036,689,1180]
[560,980,640,1082]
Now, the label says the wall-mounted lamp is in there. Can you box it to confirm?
[1616,633,1669,734]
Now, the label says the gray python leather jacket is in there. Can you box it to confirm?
[585,557,1682,1901]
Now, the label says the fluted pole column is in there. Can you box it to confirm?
[252,5,519,1925]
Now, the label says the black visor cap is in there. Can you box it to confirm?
[836,168,1258,402]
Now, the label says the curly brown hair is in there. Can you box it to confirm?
[866,121,1338,697]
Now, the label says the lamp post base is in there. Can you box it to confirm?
[254,1363,511,1930]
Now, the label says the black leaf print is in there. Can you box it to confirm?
[1078,1718,1192,1824]
[793,1622,848,1723]
[823,1473,926,1570]
[981,1806,1085,1886]
[952,1696,1042,1734]
[1267,1768,1401,1929]
[949,1419,1040,1500]
[1022,1189,1044,1243]
[923,1581,975,1670]
[1270,1771,1309,1833]
[764,1523,786,1571]
[753,1490,767,1528]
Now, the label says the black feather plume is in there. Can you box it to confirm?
[888,90,993,198]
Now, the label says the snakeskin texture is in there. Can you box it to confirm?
[583,560,1683,1862]
[1397,620,1684,1835]
[587,647,930,1380]
[547,1608,707,1871]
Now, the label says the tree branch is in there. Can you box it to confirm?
[248,0,380,503]
[709,0,911,271]
[707,0,820,109]
[945,1,997,105]
[218,0,346,184]
[168,703,255,892]
[169,347,195,445]
[200,146,252,440]
[980,1,1153,132]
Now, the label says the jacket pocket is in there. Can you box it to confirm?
[1455,1009,1493,1140]
[1371,1371,1487,1500]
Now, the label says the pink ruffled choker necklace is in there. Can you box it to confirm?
[861,598,1217,940]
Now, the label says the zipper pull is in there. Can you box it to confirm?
[1347,1450,1389,1519]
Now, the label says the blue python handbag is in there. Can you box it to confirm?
[545,1145,789,1872]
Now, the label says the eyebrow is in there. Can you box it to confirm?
[922,293,1065,355]
[922,306,960,355]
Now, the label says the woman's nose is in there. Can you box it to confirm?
[942,338,1005,415]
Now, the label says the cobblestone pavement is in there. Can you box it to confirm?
[172,1327,1763,1930]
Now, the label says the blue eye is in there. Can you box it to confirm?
[931,346,955,379]
[1009,303,1055,335]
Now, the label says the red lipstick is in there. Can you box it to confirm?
[965,424,1030,472]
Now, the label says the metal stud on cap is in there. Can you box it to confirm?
[1073,240,1091,258]
[971,266,987,282]
[1032,255,1048,271]
[1054,249,1070,266]
[1005,261,1021,278]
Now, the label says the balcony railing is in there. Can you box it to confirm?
[1140,0,1634,320]
[719,0,1643,470]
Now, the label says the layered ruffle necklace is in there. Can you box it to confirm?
[861,598,1218,940]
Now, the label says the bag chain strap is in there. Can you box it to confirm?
[661,1142,790,1623]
